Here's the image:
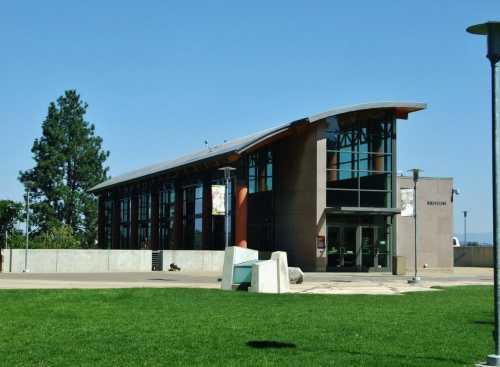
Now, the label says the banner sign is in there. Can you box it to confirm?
[212,185,226,215]
[400,188,415,217]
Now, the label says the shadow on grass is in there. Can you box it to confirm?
[474,320,494,325]
[246,341,296,349]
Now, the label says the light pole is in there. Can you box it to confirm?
[218,166,236,249]
[462,210,468,245]
[407,168,422,284]
[467,21,500,367]
[23,182,33,273]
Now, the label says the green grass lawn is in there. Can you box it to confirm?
[0,286,494,366]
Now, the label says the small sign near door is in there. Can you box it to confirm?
[316,235,326,249]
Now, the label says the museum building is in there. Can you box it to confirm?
[90,102,454,272]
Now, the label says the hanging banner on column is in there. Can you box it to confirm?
[400,188,415,217]
[212,185,226,215]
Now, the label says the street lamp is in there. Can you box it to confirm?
[23,181,34,273]
[467,21,500,367]
[218,166,236,249]
[407,168,422,284]
[462,210,468,245]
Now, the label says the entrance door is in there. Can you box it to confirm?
[361,226,389,271]
[327,226,358,270]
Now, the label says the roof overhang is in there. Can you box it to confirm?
[90,101,426,193]
[308,102,427,122]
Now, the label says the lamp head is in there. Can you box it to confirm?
[218,166,236,180]
[467,21,500,62]
[407,168,422,182]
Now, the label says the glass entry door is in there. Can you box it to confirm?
[327,226,358,270]
[327,222,390,272]
[361,226,389,271]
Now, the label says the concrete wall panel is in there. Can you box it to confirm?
[1,249,152,273]
[454,246,493,267]
[109,250,151,272]
[396,177,454,272]
[163,250,225,272]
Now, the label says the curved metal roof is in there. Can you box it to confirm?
[90,101,426,192]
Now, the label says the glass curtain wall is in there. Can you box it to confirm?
[248,149,273,194]
[326,112,393,208]
[247,147,274,251]
[103,198,113,249]
[119,197,131,249]
[138,192,152,249]
[182,184,203,249]
[159,185,176,250]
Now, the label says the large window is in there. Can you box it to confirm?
[326,112,393,208]
[182,184,203,249]
[119,197,131,249]
[248,148,273,194]
[159,185,176,250]
[138,192,151,249]
[103,198,113,249]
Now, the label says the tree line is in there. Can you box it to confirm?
[1,90,109,249]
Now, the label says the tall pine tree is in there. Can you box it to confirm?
[19,90,109,247]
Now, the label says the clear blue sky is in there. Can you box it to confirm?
[0,1,498,236]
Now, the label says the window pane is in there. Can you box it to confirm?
[360,191,390,207]
[327,190,358,207]
[266,177,272,191]
[327,171,358,189]
[195,198,203,214]
[249,179,256,194]
[194,218,203,249]
[195,186,203,199]
[360,173,391,190]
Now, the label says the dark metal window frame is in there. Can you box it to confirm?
[326,113,396,208]
[248,148,273,194]
[138,192,151,249]
[159,184,175,250]
[103,197,113,249]
[182,183,203,249]
[119,196,131,249]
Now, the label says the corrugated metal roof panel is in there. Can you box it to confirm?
[90,101,426,192]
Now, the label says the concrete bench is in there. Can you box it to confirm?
[221,246,289,294]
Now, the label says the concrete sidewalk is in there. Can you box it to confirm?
[296,268,492,295]
[0,267,492,295]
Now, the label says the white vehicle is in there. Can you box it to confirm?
[452,236,461,247]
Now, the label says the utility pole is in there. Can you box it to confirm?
[467,21,500,366]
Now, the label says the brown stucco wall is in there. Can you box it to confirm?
[396,176,454,272]
[274,126,318,271]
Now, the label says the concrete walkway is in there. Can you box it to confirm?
[0,267,492,295]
